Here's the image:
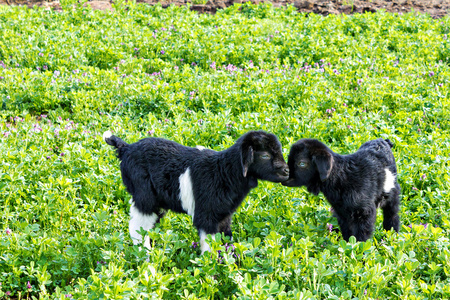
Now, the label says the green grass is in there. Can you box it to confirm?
[1,2,450,299]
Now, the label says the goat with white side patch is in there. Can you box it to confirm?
[104,130,289,253]
[283,138,400,242]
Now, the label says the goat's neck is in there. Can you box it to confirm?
[318,153,347,200]
[218,146,255,191]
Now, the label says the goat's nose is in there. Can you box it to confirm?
[283,167,289,175]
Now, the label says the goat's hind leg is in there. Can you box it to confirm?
[218,214,233,240]
[382,183,400,233]
[129,181,163,250]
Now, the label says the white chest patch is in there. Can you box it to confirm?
[196,145,206,151]
[383,168,396,193]
[179,167,196,217]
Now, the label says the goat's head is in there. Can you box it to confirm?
[240,131,289,183]
[282,139,334,189]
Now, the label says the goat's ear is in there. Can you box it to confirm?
[241,146,254,177]
[313,153,333,182]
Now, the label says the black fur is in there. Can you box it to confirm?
[105,131,289,246]
[283,138,400,242]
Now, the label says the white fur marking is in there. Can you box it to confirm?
[179,168,196,217]
[383,168,396,193]
[103,130,112,141]
[129,201,158,249]
[199,230,211,254]
[196,145,206,151]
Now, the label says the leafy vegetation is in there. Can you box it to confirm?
[1,2,450,299]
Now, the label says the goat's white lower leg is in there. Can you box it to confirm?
[129,201,158,250]
[199,230,211,254]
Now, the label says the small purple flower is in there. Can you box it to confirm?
[407,118,412,122]
[6,95,10,100]
[5,228,12,235]
[27,281,32,289]
[429,71,435,77]
[134,48,139,52]
[148,129,155,136]
[60,153,65,157]
[192,242,198,248]
[43,65,48,70]
[39,52,44,57]
[422,223,428,229]
[160,50,165,55]
[326,223,333,233]
[54,70,60,77]
[6,291,11,296]
[198,119,203,125]
[357,79,363,85]
[46,156,51,160]
[65,294,73,298]
[421,174,426,180]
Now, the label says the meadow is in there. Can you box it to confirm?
[0,1,450,298]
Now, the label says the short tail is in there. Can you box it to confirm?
[385,139,394,148]
[103,131,128,149]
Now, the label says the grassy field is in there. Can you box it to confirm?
[1,2,450,298]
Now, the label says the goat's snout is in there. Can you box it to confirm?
[274,164,289,181]
[281,167,289,177]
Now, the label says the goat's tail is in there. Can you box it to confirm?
[384,139,394,148]
[103,131,128,149]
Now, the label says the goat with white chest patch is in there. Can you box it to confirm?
[283,138,400,242]
[104,130,289,253]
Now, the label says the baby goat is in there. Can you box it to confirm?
[283,138,400,242]
[104,130,289,253]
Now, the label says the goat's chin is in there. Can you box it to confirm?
[281,178,300,187]
[262,174,290,183]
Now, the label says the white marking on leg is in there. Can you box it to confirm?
[129,201,158,249]
[196,145,206,151]
[383,168,395,193]
[199,230,211,254]
[103,130,112,141]
[179,168,195,218]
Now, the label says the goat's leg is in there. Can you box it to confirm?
[351,205,377,242]
[218,214,233,240]
[336,214,352,241]
[129,198,162,250]
[382,183,401,232]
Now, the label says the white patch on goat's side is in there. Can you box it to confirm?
[199,230,211,254]
[129,201,158,249]
[103,130,112,141]
[196,145,206,151]
[383,168,396,193]
[179,167,196,217]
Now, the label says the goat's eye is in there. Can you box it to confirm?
[298,161,308,168]
[260,154,271,160]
